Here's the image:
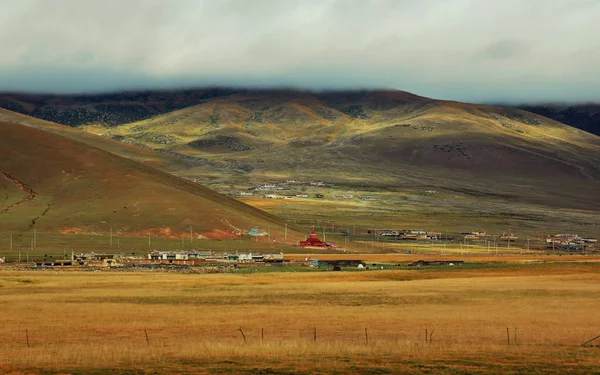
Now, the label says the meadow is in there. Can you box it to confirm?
[1,259,600,374]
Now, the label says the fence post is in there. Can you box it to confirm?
[365,328,368,345]
[144,329,150,345]
[25,329,30,348]
[506,327,510,345]
[314,327,317,343]
[425,329,428,343]
[238,328,247,344]
[261,328,264,342]
[581,333,600,347]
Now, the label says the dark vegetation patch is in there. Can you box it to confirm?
[209,113,220,125]
[0,88,237,126]
[28,104,157,127]
[431,143,471,159]
[288,139,327,148]
[392,123,435,132]
[341,105,370,119]
[317,109,337,121]
[153,149,253,172]
[250,112,264,123]
[108,134,125,141]
[0,98,26,113]
[130,132,179,145]
[188,135,253,151]
[496,110,541,126]
[518,104,600,136]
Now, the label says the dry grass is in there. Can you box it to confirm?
[0,120,292,242]
[1,263,600,374]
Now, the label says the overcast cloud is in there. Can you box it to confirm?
[0,0,599,103]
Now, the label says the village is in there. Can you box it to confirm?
[0,228,596,271]
[224,180,378,201]
[1,248,387,272]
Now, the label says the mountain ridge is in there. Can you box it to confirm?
[1,89,598,236]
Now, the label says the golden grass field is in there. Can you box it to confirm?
[2,260,600,374]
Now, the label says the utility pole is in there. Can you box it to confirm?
[285,223,288,240]
[148,232,151,248]
[323,227,326,242]
[190,226,193,243]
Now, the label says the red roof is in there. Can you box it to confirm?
[299,229,328,247]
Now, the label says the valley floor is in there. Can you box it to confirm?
[1,260,599,374]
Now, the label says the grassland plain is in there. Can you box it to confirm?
[1,261,600,374]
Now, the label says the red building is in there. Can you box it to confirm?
[299,230,331,248]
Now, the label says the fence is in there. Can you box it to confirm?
[2,326,598,349]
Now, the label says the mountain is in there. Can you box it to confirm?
[0,115,289,242]
[517,104,600,136]
[1,89,599,236]
[0,88,237,126]
[84,89,600,189]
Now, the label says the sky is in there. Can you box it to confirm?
[1,0,599,103]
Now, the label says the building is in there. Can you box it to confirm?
[256,184,284,191]
[263,193,284,199]
[500,233,518,241]
[408,260,464,267]
[299,230,332,248]
[148,251,212,261]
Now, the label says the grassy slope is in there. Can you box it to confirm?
[95,91,600,184]
[0,108,188,172]
[79,90,600,237]
[2,90,599,238]
[0,120,294,247]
